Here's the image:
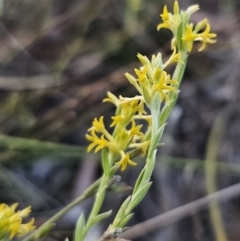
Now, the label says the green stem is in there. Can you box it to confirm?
[82,174,110,239]
[22,179,101,241]
[80,164,117,240]
[173,50,188,86]
[160,50,188,126]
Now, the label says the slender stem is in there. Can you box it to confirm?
[22,178,101,241]
[80,163,117,240]
[104,51,189,234]
[173,50,188,86]
[81,174,110,239]
[151,108,159,137]
[160,50,188,126]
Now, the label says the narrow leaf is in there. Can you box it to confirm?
[143,150,156,182]
[127,182,152,211]
[101,148,110,177]
[112,196,131,226]
[90,210,112,226]
[74,213,85,241]
[118,213,134,228]
[0,134,85,160]
[148,124,165,158]
[159,94,178,126]
[132,167,146,195]
[177,21,184,50]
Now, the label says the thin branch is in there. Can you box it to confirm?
[122,182,240,239]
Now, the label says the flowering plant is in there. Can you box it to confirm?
[0,203,35,241]
[1,1,216,241]
[83,2,216,240]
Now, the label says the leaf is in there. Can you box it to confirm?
[148,124,165,158]
[90,210,112,226]
[119,195,132,211]
[112,196,132,227]
[0,134,86,163]
[74,213,85,241]
[177,20,184,50]
[132,167,146,195]
[101,148,110,177]
[118,213,134,228]
[127,182,152,211]
[143,152,156,182]
[159,94,178,126]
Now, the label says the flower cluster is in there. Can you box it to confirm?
[82,2,217,240]
[157,1,216,52]
[0,203,35,240]
[86,93,150,171]
[125,48,179,106]
[86,50,180,171]
[86,0,216,172]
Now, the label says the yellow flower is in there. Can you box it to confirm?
[130,140,150,156]
[157,6,171,31]
[153,70,177,104]
[86,94,149,167]
[110,115,123,127]
[117,98,140,126]
[163,47,181,68]
[157,1,217,52]
[103,91,120,107]
[182,23,198,52]
[88,116,105,133]
[197,23,217,51]
[157,1,181,34]
[134,67,147,82]
[115,151,137,171]
[182,22,216,52]
[0,203,35,240]
[129,120,143,137]
[86,130,116,153]
[161,5,169,21]
[125,52,179,106]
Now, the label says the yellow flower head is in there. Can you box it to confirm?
[86,93,152,171]
[157,1,189,35]
[125,53,178,106]
[86,1,216,173]
[115,151,137,171]
[182,21,216,52]
[157,1,217,52]
[86,129,116,153]
[0,203,35,240]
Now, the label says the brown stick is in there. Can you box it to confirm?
[122,182,240,239]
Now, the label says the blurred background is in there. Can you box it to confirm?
[0,0,240,240]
